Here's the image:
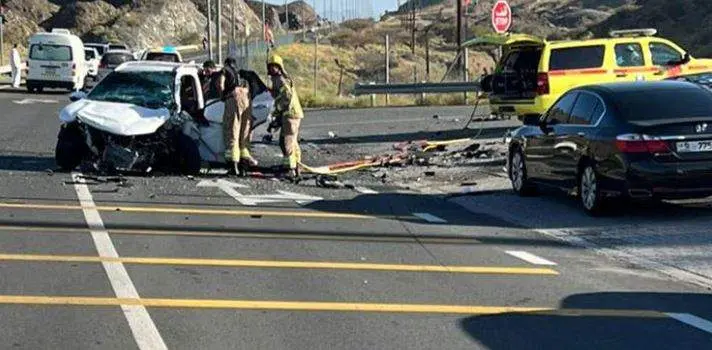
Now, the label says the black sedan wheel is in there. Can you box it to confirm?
[580,164,606,215]
[509,148,536,196]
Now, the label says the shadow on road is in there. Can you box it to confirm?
[0,155,55,172]
[459,292,712,350]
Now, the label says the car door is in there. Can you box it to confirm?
[525,91,578,184]
[550,91,605,189]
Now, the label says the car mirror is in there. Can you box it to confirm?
[479,74,494,93]
[69,91,87,102]
[682,53,691,64]
[522,115,540,126]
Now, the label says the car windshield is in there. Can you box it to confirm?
[30,44,72,61]
[670,73,712,87]
[85,50,96,60]
[86,45,106,56]
[88,71,175,109]
[102,53,134,66]
[613,87,712,121]
[145,52,180,62]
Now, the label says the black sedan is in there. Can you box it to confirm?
[507,80,712,215]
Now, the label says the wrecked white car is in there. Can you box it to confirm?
[55,61,274,174]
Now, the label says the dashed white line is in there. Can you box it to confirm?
[505,251,558,266]
[413,213,448,223]
[667,313,712,334]
[72,173,167,350]
[354,186,378,194]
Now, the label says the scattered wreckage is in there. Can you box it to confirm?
[55,61,274,175]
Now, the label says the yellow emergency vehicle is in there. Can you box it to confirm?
[475,29,712,121]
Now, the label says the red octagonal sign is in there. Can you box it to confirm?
[491,0,512,34]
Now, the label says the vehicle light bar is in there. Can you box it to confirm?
[609,28,657,38]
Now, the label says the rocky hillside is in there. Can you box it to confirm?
[3,0,314,53]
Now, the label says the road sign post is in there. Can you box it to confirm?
[491,0,512,34]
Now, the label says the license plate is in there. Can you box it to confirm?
[42,69,59,78]
[676,140,712,153]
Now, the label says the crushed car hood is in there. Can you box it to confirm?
[60,100,171,136]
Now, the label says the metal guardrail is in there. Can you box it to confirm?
[353,81,482,95]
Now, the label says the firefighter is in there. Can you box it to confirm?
[219,57,258,175]
[266,54,303,179]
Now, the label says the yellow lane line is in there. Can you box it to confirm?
[0,254,558,275]
[0,202,410,220]
[0,295,667,317]
[0,225,482,244]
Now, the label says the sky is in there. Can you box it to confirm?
[265,0,400,19]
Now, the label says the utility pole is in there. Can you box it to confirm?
[313,32,318,98]
[385,34,390,106]
[425,27,431,82]
[217,0,223,64]
[456,0,463,78]
[232,0,236,58]
[207,0,213,60]
[284,0,289,31]
[262,0,266,44]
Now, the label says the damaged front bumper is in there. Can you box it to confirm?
[80,124,173,173]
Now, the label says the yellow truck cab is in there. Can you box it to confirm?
[477,29,712,121]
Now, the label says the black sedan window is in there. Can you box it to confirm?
[613,88,712,121]
[546,92,578,125]
[569,93,601,125]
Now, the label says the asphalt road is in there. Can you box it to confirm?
[1,84,712,349]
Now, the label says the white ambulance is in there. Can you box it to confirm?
[27,29,88,93]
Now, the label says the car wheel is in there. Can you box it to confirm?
[176,134,201,175]
[55,124,87,171]
[509,148,536,196]
[579,164,606,216]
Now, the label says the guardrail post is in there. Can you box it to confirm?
[370,82,376,107]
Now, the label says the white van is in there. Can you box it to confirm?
[27,29,88,92]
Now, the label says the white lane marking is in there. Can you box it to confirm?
[72,173,167,350]
[667,313,712,334]
[354,187,378,194]
[413,213,448,223]
[505,251,558,266]
[12,98,58,105]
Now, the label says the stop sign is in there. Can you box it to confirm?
[491,0,512,34]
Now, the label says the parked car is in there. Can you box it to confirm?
[108,43,129,51]
[477,28,712,122]
[140,47,182,63]
[84,47,100,78]
[97,50,135,80]
[55,61,274,174]
[84,43,109,57]
[506,81,712,215]
[26,29,89,92]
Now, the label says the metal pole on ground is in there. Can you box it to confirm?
[217,0,223,63]
[207,0,213,60]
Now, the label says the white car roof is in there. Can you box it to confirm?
[115,61,197,73]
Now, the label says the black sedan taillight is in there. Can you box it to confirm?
[615,134,670,154]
